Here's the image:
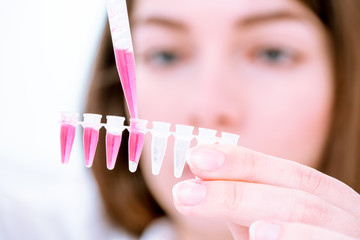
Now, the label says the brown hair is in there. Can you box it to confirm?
[85,0,360,236]
[299,0,360,190]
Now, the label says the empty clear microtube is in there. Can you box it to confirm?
[151,121,171,175]
[82,114,102,168]
[220,132,240,145]
[105,116,126,170]
[59,112,240,177]
[128,118,148,173]
[197,128,218,146]
[173,124,194,178]
[60,112,79,164]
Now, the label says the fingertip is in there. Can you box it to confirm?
[187,146,226,172]
[249,220,282,240]
[172,181,207,206]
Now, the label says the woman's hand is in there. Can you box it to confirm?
[172,145,360,240]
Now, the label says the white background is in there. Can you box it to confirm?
[0,0,112,239]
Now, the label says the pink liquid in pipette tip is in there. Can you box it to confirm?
[114,48,138,119]
[106,133,122,170]
[60,123,76,164]
[128,130,145,172]
[83,127,100,168]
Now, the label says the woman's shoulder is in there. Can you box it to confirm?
[140,217,176,240]
[107,217,176,240]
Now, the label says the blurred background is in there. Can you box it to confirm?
[0,0,111,239]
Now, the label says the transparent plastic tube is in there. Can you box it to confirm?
[106,0,138,119]
[151,121,171,175]
[128,118,148,172]
[105,116,126,170]
[197,128,218,146]
[220,132,240,145]
[60,112,241,176]
[174,124,194,178]
[82,114,102,168]
[60,112,79,164]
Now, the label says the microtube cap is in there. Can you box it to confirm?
[83,113,103,130]
[220,132,240,145]
[83,113,102,124]
[175,124,194,139]
[152,121,171,136]
[130,118,148,132]
[106,115,125,134]
[106,115,125,126]
[197,128,217,145]
[60,111,79,123]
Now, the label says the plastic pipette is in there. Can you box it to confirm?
[106,0,138,118]
[106,0,147,171]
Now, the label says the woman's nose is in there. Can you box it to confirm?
[186,52,244,131]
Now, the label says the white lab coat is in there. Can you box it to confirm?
[0,160,175,240]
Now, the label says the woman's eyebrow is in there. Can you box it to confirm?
[236,10,306,28]
[133,10,305,31]
[133,16,188,32]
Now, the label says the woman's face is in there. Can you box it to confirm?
[133,0,333,233]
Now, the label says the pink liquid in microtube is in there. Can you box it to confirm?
[114,48,138,119]
[83,127,100,168]
[128,130,145,166]
[60,123,76,164]
[106,133,122,170]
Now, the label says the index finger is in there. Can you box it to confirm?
[186,144,360,217]
[249,220,359,240]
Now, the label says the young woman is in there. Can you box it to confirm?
[85,0,360,239]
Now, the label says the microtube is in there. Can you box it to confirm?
[60,112,240,177]
[82,114,102,168]
[105,116,126,170]
[151,121,171,175]
[197,128,218,146]
[173,124,194,178]
[60,111,79,164]
[220,132,240,145]
[128,118,148,172]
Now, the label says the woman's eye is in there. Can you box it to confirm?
[145,50,180,67]
[253,47,298,67]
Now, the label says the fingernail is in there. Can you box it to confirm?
[187,147,225,171]
[249,220,281,240]
[172,181,207,206]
